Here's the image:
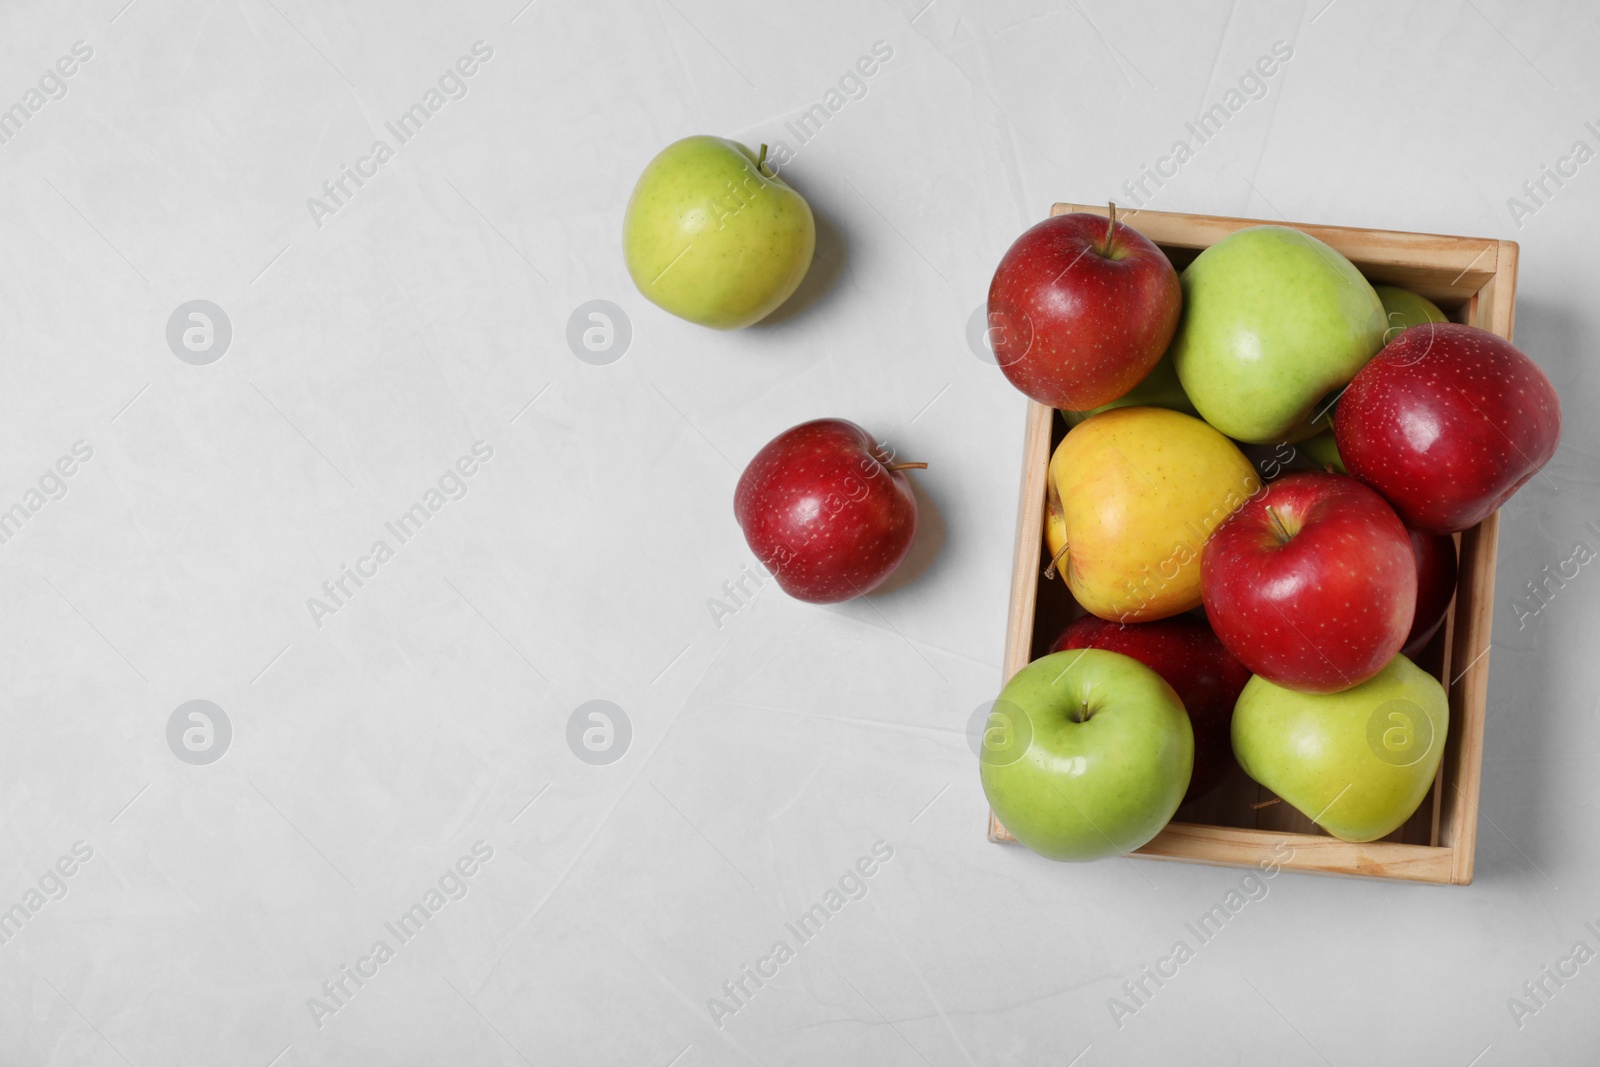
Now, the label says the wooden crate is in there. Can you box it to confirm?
[988,203,1515,885]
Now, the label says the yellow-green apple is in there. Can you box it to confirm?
[1060,350,1198,428]
[1202,472,1416,693]
[1050,613,1250,803]
[987,207,1181,410]
[1232,655,1448,842]
[1299,430,1346,474]
[1334,322,1562,534]
[1170,225,1386,443]
[1293,286,1440,469]
[1045,407,1260,622]
[624,136,815,329]
[1375,284,1448,342]
[980,649,1192,861]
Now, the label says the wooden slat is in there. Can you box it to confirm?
[1002,401,1054,684]
[989,819,1457,884]
[1440,238,1510,884]
[1135,824,1456,884]
[1052,202,1500,305]
[1474,239,1520,340]
[1443,511,1498,884]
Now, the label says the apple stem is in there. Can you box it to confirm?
[885,462,928,472]
[1251,796,1282,810]
[757,143,771,177]
[1266,506,1293,545]
[1072,700,1091,724]
[1042,541,1070,580]
[1100,201,1117,256]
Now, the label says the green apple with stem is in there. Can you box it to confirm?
[1375,284,1448,342]
[1232,654,1448,842]
[624,135,815,330]
[1171,225,1386,444]
[980,649,1193,861]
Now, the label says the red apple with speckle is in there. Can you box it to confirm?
[986,206,1181,410]
[1334,322,1561,535]
[734,419,924,604]
[1202,472,1417,694]
[1050,613,1251,803]
[1401,528,1458,660]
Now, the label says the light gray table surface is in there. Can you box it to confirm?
[0,1,1594,1064]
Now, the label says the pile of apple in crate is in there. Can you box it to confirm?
[979,206,1559,864]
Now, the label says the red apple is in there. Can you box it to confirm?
[1334,323,1561,534]
[1402,528,1458,660]
[986,206,1181,410]
[1050,613,1250,803]
[1202,472,1417,694]
[733,419,923,604]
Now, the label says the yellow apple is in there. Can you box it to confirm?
[1045,407,1260,621]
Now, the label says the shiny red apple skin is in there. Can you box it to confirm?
[1402,528,1458,660]
[1202,472,1417,694]
[1334,323,1561,535]
[1051,613,1251,803]
[733,419,919,604]
[986,212,1181,410]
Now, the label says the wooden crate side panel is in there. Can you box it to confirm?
[990,818,1458,884]
[1437,240,1512,883]
[1134,824,1457,884]
[1003,402,1054,683]
[1052,202,1501,305]
[1441,511,1497,883]
[1477,240,1520,339]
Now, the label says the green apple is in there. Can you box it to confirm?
[1232,655,1448,843]
[1290,284,1439,447]
[623,135,815,330]
[1375,284,1448,343]
[1061,350,1198,427]
[1171,225,1386,444]
[1300,429,1346,474]
[980,649,1193,861]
